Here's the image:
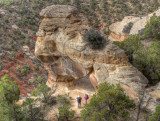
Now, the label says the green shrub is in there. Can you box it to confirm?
[32,83,54,105]
[58,103,75,121]
[34,63,39,71]
[123,22,133,34]
[24,38,30,45]
[143,14,160,40]
[16,65,21,71]
[81,82,135,121]
[57,95,70,106]
[83,28,108,50]
[57,95,75,121]
[0,74,21,120]
[114,35,142,62]
[115,34,160,84]
[149,106,160,121]
[37,76,44,84]
[22,98,44,121]
[8,52,16,61]
[133,41,160,84]
[21,62,30,76]
[4,45,12,51]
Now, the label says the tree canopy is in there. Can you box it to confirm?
[143,14,160,40]
[81,82,135,121]
[133,41,160,84]
[114,34,160,84]
[149,106,160,121]
[0,74,21,121]
[114,35,142,62]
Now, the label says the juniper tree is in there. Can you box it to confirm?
[83,28,108,50]
[32,83,54,105]
[81,82,135,121]
[0,74,21,121]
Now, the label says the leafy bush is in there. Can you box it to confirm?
[32,83,55,105]
[57,95,75,121]
[57,95,70,106]
[149,106,160,121]
[58,103,75,121]
[81,82,135,121]
[8,52,16,60]
[143,14,160,40]
[0,74,21,120]
[0,75,47,120]
[34,63,39,71]
[21,62,31,76]
[83,28,108,50]
[16,65,21,71]
[115,34,160,84]
[22,98,44,121]
[114,35,142,62]
[133,41,160,84]
[123,22,133,34]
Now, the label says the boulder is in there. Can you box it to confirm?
[93,63,148,91]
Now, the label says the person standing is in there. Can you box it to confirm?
[84,93,89,104]
[77,95,82,108]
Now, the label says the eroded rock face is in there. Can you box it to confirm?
[109,8,160,41]
[35,5,148,99]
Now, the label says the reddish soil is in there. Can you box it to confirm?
[29,36,37,41]
[0,51,46,96]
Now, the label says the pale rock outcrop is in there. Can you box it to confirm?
[93,63,147,92]
[34,5,160,117]
[35,5,148,94]
[109,8,160,41]
[34,5,160,119]
[40,5,78,18]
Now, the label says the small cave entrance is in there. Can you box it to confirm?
[72,75,96,92]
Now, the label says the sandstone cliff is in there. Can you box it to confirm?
[34,5,160,120]
[109,8,160,41]
[35,5,148,94]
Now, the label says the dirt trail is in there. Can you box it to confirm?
[46,77,95,121]
[70,89,93,117]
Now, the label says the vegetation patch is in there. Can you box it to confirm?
[83,28,108,50]
[143,14,160,40]
[81,82,135,121]
[114,15,160,84]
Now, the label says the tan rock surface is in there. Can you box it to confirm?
[40,5,78,18]
[93,63,148,91]
[34,5,160,120]
[109,8,160,41]
[35,4,148,94]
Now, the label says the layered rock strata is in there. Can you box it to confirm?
[35,5,148,98]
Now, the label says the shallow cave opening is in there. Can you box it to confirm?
[72,75,96,92]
